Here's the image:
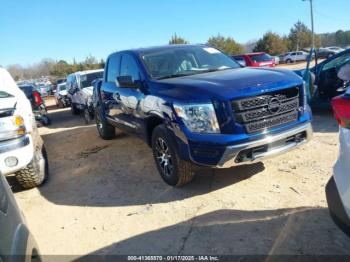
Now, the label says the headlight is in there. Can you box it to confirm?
[173,103,220,133]
[0,115,26,141]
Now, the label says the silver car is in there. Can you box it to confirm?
[0,173,41,261]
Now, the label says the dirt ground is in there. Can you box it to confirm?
[9,94,350,257]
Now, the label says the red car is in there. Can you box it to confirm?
[233,52,275,67]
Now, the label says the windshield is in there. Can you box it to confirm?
[141,46,241,79]
[80,71,104,88]
[250,53,272,62]
[58,85,66,91]
[323,52,350,71]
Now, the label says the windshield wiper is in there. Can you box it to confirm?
[201,67,233,73]
[156,73,193,80]
[156,67,233,80]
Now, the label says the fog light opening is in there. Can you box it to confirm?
[5,156,18,167]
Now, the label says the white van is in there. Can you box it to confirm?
[0,68,48,188]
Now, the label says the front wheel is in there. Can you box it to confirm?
[15,146,49,189]
[151,125,195,187]
[95,107,115,140]
[71,103,79,115]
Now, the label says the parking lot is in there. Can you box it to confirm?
[6,96,350,257]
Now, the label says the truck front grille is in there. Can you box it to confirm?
[232,87,300,134]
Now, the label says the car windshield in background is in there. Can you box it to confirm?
[250,54,272,62]
[19,85,33,98]
[80,72,104,88]
[142,46,241,79]
[59,85,66,91]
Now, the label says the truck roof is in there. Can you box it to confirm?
[116,44,209,56]
[73,69,104,76]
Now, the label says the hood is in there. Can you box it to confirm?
[82,86,93,96]
[153,67,303,102]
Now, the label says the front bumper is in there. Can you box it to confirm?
[181,122,312,168]
[326,177,350,237]
[0,135,34,175]
[216,123,313,168]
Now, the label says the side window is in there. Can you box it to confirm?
[107,54,120,82]
[290,52,296,56]
[120,54,140,82]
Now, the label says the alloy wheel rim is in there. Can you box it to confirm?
[155,137,173,177]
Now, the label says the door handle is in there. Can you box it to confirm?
[113,92,121,101]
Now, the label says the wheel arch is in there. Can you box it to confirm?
[145,115,164,146]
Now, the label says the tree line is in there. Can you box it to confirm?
[170,21,348,56]
[7,55,105,82]
[6,20,349,81]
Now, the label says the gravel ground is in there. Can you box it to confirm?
[8,97,350,258]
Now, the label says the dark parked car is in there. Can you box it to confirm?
[94,44,312,187]
[0,173,41,261]
[18,84,51,126]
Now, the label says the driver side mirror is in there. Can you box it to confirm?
[116,75,139,88]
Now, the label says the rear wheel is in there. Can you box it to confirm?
[151,125,195,187]
[71,103,79,115]
[41,115,51,126]
[15,146,49,189]
[95,106,115,140]
[83,107,92,124]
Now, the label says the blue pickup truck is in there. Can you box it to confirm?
[93,44,313,187]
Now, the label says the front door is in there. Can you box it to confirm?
[317,51,350,100]
[113,53,145,134]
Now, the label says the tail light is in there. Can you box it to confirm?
[332,95,350,129]
[33,90,42,106]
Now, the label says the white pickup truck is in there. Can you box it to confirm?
[0,68,48,188]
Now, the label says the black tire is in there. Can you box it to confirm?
[151,125,195,187]
[71,103,79,115]
[286,59,292,64]
[95,106,115,140]
[15,146,49,189]
[41,115,51,126]
[83,107,92,124]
